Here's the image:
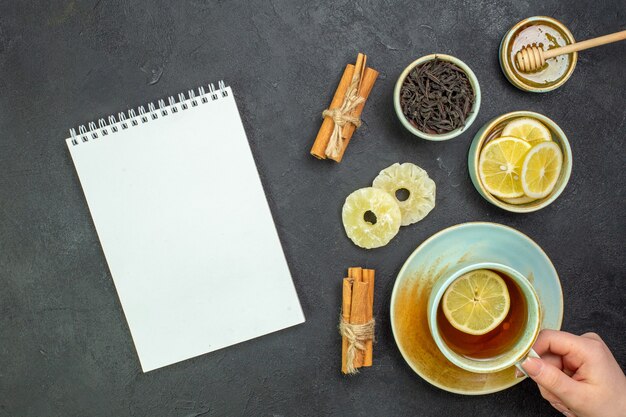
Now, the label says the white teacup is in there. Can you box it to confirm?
[427,262,541,374]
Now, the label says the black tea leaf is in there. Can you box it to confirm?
[400,58,475,135]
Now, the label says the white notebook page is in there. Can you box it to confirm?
[67,86,304,372]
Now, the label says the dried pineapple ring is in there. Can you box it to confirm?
[372,163,436,226]
[342,187,401,249]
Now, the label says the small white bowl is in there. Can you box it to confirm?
[394,54,481,141]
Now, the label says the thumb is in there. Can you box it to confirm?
[522,357,580,398]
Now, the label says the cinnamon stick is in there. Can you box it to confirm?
[353,53,366,92]
[311,53,378,162]
[341,277,353,374]
[348,267,363,282]
[356,54,367,91]
[341,266,376,374]
[329,67,379,162]
[362,269,375,366]
[349,280,369,369]
[347,266,364,368]
[310,64,355,159]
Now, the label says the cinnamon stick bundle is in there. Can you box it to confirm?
[340,267,375,374]
[311,53,379,163]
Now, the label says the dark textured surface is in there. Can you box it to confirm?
[1,1,624,416]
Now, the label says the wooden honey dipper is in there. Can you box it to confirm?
[515,30,626,72]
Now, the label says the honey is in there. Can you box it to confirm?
[500,17,577,92]
[509,23,572,87]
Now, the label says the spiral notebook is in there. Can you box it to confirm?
[66,81,304,372]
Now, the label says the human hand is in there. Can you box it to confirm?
[522,329,626,417]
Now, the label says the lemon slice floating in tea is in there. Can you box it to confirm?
[443,269,511,336]
[478,136,532,198]
[521,141,563,199]
[501,117,552,145]
[342,187,401,249]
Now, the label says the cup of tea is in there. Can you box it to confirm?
[427,262,541,374]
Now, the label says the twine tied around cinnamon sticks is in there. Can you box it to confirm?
[310,53,378,162]
[321,74,365,159]
[339,317,375,374]
[341,267,375,375]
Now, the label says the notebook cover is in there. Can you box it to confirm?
[66,84,304,371]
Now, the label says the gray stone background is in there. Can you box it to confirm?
[1,1,624,416]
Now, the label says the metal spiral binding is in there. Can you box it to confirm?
[70,81,229,146]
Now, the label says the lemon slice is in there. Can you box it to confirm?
[342,187,401,249]
[499,195,537,205]
[443,269,510,335]
[521,141,563,199]
[478,137,532,198]
[502,117,552,145]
